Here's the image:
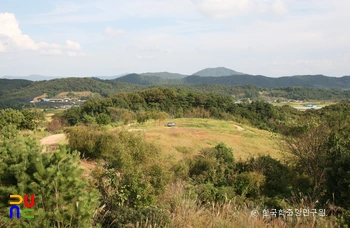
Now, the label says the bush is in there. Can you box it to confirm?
[232,172,265,197]
[0,126,100,227]
[96,113,111,125]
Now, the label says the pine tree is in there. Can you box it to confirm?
[0,125,100,227]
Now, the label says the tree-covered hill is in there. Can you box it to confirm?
[192,67,244,76]
[183,74,350,89]
[2,76,350,110]
[0,78,142,109]
[140,72,188,79]
[112,72,350,89]
[113,73,182,85]
[0,79,33,96]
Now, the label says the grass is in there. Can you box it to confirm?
[156,181,340,228]
[112,118,282,165]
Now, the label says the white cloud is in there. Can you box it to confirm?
[0,13,85,57]
[0,42,5,52]
[272,0,288,15]
[191,0,288,18]
[38,42,61,49]
[136,54,153,60]
[0,13,38,51]
[68,51,86,57]
[68,51,77,57]
[40,49,62,55]
[66,40,81,50]
[104,27,125,36]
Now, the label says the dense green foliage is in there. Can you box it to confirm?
[182,74,350,88]
[0,126,100,227]
[59,88,292,132]
[65,125,171,227]
[0,78,142,109]
[0,108,45,130]
[0,79,33,96]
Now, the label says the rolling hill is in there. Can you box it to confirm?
[192,67,244,76]
[183,74,350,88]
[2,67,350,109]
[140,72,188,79]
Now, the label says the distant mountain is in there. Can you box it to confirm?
[0,74,59,81]
[140,72,188,79]
[183,74,350,89]
[111,72,350,89]
[3,74,350,109]
[113,74,182,85]
[94,73,129,80]
[192,67,244,77]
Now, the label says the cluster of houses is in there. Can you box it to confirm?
[295,104,321,110]
[30,97,86,109]
[40,98,72,103]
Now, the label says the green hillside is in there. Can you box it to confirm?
[0,77,142,109]
[140,72,188,79]
[2,75,350,110]
[192,67,244,76]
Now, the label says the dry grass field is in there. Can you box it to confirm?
[116,118,282,164]
[54,91,96,98]
[39,118,282,177]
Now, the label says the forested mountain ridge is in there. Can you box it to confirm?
[140,72,188,79]
[112,73,182,85]
[0,78,143,109]
[183,74,350,88]
[112,72,350,89]
[2,73,350,109]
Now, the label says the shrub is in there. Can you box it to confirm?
[0,126,100,227]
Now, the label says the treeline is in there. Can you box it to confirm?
[267,86,350,101]
[0,108,45,130]
[58,88,296,131]
[2,76,350,110]
[0,78,142,109]
[182,74,350,88]
[114,73,350,89]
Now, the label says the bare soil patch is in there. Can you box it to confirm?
[40,133,66,146]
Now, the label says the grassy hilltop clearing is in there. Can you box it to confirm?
[117,118,281,162]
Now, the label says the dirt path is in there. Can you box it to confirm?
[40,133,96,176]
[40,133,66,146]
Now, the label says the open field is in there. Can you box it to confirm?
[54,91,96,98]
[272,100,337,109]
[115,118,282,164]
[40,118,282,166]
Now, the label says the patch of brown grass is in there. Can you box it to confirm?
[54,91,94,98]
[157,181,340,228]
[124,118,281,164]
[33,93,47,102]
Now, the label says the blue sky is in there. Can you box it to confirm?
[0,0,349,77]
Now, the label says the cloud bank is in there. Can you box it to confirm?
[0,13,83,56]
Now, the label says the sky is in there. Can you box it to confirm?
[0,0,349,77]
